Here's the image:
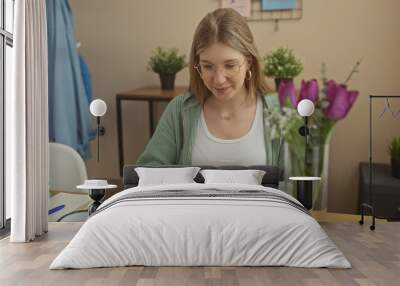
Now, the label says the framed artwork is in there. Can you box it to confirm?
[220,0,302,24]
[261,0,297,11]
[220,0,252,17]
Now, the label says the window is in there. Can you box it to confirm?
[1,0,14,231]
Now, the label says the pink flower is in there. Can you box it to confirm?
[299,79,319,102]
[278,79,298,108]
[324,80,359,120]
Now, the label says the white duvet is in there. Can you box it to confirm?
[50,183,351,269]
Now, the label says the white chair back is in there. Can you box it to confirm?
[49,142,88,194]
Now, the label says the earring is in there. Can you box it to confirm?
[246,70,252,80]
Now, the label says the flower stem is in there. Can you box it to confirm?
[344,58,363,86]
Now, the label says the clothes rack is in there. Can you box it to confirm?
[359,95,400,230]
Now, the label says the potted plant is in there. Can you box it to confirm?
[263,47,303,90]
[388,136,400,178]
[148,47,186,90]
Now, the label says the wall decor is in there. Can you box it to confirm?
[261,0,297,11]
[220,0,302,31]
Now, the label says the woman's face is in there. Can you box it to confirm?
[197,42,249,102]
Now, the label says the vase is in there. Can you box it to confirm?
[283,130,333,210]
[310,143,330,210]
[159,73,176,90]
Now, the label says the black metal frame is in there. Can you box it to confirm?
[1,0,14,231]
[116,94,172,177]
[359,95,400,231]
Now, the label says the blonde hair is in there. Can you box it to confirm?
[189,8,271,104]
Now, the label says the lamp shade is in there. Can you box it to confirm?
[90,99,107,117]
[297,99,315,117]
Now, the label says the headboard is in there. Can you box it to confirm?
[123,165,282,189]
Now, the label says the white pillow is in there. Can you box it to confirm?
[135,167,201,186]
[200,169,266,185]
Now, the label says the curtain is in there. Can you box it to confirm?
[46,0,94,160]
[7,0,49,242]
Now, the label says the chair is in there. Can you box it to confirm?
[49,142,91,222]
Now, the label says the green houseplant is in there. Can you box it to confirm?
[148,47,186,90]
[263,47,303,90]
[388,136,400,178]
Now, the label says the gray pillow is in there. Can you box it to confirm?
[135,167,201,186]
[200,169,266,185]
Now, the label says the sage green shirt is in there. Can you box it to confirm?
[136,91,282,167]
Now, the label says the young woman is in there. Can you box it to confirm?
[137,8,281,166]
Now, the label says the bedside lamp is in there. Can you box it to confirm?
[289,99,320,210]
[90,99,107,162]
[297,99,315,170]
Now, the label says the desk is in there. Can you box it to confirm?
[116,86,188,176]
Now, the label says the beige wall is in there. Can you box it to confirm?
[69,0,400,214]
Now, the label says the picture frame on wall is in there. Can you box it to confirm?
[261,0,297,11]
[220,0,303,24]
[220,0,252,17]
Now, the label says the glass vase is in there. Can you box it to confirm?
[283,129,332,210]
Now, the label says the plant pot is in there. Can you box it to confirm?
[274,78,292,91]
[391,157,400,179]
[159,73,176,90]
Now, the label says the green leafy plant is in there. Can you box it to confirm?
[388,137,400,160]
[263,47,303,79]
[148,47,186,74]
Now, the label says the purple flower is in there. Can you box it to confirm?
[299,79,319,102]
[324,80,359,120]
[278,79,298,108]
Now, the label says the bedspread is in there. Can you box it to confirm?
[50,183,351,269]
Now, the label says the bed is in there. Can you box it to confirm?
[50,165,350,269]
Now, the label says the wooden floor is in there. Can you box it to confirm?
[0,219,399,286]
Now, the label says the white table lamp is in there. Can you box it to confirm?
[90,99,107,161]
[297,99,315,117]
[297,99,315,172]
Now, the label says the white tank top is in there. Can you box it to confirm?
[191,97,266,166]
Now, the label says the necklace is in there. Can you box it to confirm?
[204,96,256,121]
[220,114,233,120]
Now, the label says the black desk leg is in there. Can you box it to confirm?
[149,100,155,136]
[117,97,124,177]
[296,181,313,210]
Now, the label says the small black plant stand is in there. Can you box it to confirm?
[88,189,106,215]
[77,181,117,216]
[289,177,321,210]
